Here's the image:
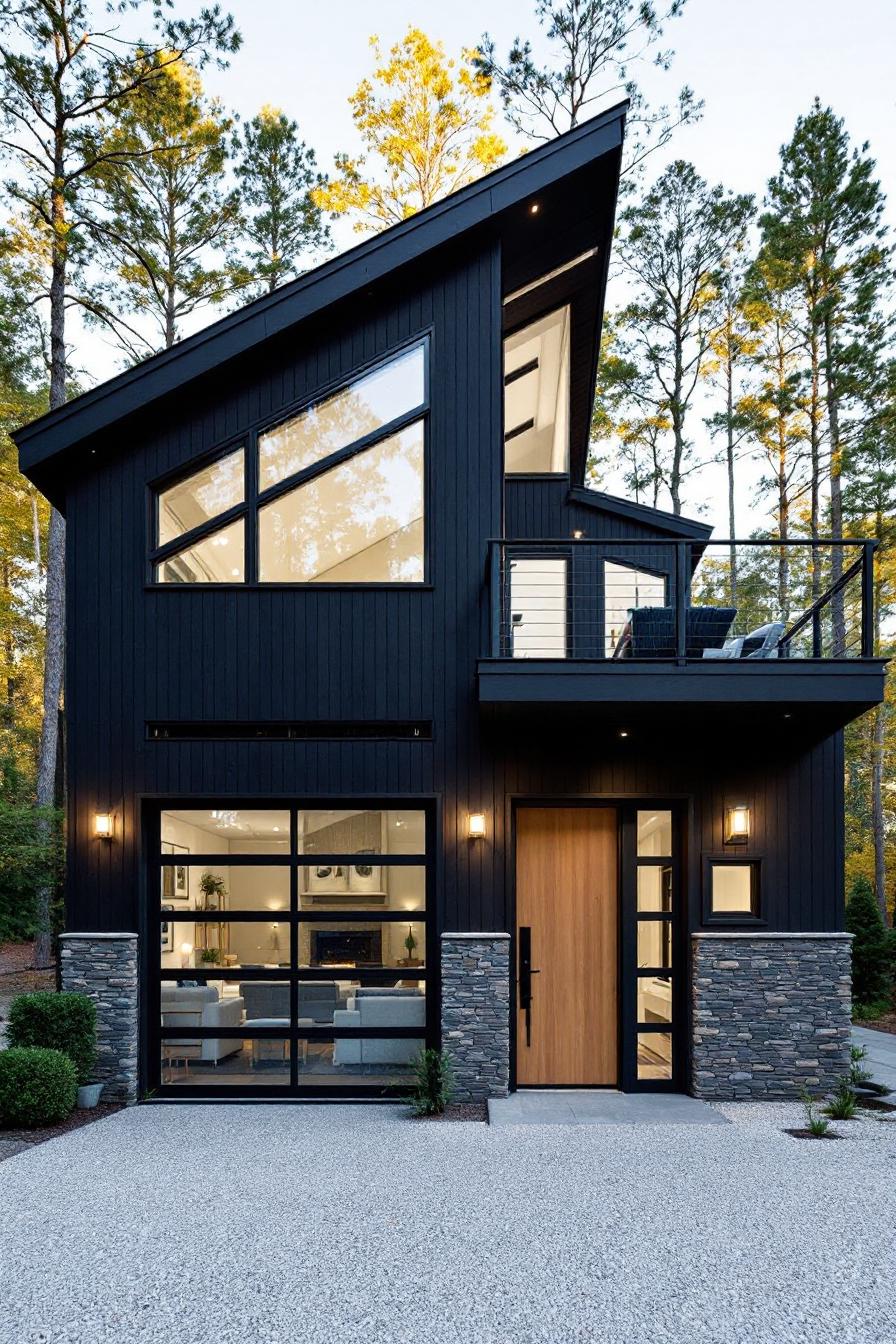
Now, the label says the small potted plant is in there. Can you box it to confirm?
[199,947,221,967]
[199,871,227,911]
[403,925,420,967]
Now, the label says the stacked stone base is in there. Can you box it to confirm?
[441,933,510,1100]
[59,933,139,1102]
[692,932,852,1101]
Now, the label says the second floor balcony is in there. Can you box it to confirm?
[478,537,886,726]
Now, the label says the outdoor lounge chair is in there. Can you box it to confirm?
[620,606,737,659]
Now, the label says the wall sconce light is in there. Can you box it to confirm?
[724,805,751,845]
[94,812,114,840]
[179,941,193,969]
[572,529,584,540]
[468,812,486,840]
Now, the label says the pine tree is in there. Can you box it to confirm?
[90,58,242,358]
[233,106,329,296]
[475,0,701,180]
[760,101,893,649]
[845,874,892,1007]
[613,161,753,514]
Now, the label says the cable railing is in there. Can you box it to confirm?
[485,538,877,662]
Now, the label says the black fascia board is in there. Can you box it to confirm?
[567,485,713,541]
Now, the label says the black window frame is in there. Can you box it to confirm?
[146,333,432,588]
[146,797,435,1099]
[620,803,683,1092]
[702,854,764,925]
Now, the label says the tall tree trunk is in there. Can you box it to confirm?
[871,511,887,922]
[726,349,737,604]
[823,315,846,653]
[809,327,822,605]
[34,161,67,971]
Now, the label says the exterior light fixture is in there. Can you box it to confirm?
[724,804,751,845]
[530,202,540,214]
[618,729,629,739]
[572,530,584,540]
[94,812,114,840]
[468,812,486,840]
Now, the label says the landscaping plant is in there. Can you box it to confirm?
[0,1047,77,1128]
[7,991,96,1085]
[824,1079,859,1120]
[845,875,892,1009]
[409,1048,454,1117]
[801,1091,831,1138]
[849,1044,872,1087]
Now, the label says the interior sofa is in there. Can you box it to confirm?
[332,989,426,1066]
[160,985,244,1062]
[239,980,342,1023]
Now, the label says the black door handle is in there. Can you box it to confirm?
[519,927,541,1047]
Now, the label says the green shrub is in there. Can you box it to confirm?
[409,1048,454,1117]
[845,875,892,1008]
[824,1079,858,1120]
[0,1047,77,1128]
[7,991,96,1085]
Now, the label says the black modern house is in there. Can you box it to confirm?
[15,103,886,1103]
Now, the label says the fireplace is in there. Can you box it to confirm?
[311,929,382,966]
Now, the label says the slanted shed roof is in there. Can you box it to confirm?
[567,486,712,541]
[16,102,628,509]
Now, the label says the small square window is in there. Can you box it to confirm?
[707,860,760,920]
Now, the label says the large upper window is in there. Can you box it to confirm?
[503,306,570,474]
[152,341,428,584]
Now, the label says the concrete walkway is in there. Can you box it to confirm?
[853,1026,896,1093]
[488,1088,729,1126]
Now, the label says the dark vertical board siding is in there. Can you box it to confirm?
[65,239,845,947]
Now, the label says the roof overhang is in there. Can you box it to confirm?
[16,102,628,510]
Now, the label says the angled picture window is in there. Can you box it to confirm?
[157,448,244,547]
[155,518,245,584]
[258,344,426,492]
[150,340,428,586]
[504,306,570,474]
[258,422,425,583]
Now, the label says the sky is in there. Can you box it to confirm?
[82,0,896,533]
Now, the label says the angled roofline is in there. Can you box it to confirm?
[15,100,628,475]
[567,485,713,540]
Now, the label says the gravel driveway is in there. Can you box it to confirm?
[2,1101,895,1344]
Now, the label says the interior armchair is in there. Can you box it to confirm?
[160,985,245,1062]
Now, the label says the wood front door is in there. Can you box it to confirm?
[515,807,618,1086]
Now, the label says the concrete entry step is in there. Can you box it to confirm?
[487,1089,730,1127]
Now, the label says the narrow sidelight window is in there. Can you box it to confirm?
[503,307,570,473]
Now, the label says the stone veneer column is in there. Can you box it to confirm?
[441,933,510,1100]
[691,932,852,1101]
[59,933,139,1103]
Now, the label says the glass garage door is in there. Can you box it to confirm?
[152,802,432,1096]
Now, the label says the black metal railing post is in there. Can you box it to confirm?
[489,541,501,658]
[861,540,876,658]
[675,543,688,664]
